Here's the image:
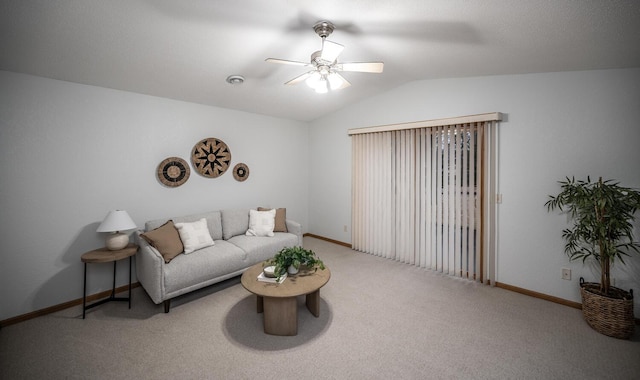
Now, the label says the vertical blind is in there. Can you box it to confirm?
[350,113,501,283]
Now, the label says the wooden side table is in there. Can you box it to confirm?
[81,243,138,319]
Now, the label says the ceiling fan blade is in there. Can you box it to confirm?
[320,40,344,63]
[265,58,311,67]
[336,62,384,73]
[284,71,313,85]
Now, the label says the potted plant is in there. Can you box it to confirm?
[546,176,640,339]
[265,246,325,280]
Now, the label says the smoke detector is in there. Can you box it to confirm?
[226,75,245,85]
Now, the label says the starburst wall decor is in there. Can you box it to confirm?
[191,138,231,178]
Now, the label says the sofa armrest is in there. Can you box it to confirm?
[135,230,165,304]
[285,220,303,246]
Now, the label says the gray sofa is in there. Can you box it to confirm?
[135,209,302,312]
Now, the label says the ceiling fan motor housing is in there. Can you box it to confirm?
[311,50,333,65]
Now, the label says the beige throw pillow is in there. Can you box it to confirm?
[140,220,184,263]
[257,207,287,232]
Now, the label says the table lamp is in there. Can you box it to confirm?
[97,210,137,250]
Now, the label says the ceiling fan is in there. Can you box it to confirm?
[266,21,384,93]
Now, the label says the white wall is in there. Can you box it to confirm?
[0,71,309,321]
[308,68,640,315]
[3,68,639,322]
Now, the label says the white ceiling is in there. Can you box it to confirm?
[2,0,639,122]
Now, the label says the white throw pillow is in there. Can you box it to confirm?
[174,218,215,254]
[246,209,276,237]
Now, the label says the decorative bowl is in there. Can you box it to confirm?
[263,266,276,278]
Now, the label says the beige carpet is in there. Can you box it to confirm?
[1,237,639,379]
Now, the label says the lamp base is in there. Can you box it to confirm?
[105,232,129,251]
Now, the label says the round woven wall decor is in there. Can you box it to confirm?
[233,163,250,182]
[191,138,232,178]
[157,157,190,187]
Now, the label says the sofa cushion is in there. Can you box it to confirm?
[221,209,250,240]
[140,220,184,263]
[246,209,276,237]
[174,218,215,254]
[258,207,288,232]
[163,240,247,294]
[228,233,299,263]
[146,211,223,241]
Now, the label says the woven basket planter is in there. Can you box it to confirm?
[580,278,634,339]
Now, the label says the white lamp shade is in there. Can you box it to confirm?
[97,210,137,233]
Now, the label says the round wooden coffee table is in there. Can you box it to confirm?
[241,262,331,336]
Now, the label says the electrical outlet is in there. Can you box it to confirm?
[343,225,348,232]
[562,268,571,280]
[496,194,503,204]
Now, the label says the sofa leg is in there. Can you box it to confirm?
[164,300,171,313]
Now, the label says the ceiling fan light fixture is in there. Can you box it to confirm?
[327,72,344,90]
[305,71,329,94]
[305,69,345,93]
[315,78,328,94]
[305,71,321,89]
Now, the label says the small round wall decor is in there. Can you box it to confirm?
[233,163,250,182]
[157,157,190,187]
[191,138,232,178]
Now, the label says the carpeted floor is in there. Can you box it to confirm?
[1,237,639,379]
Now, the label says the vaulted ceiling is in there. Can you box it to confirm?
[2,0,639,121]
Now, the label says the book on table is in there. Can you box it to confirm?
[257,272,287,283]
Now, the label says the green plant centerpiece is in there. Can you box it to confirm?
[265,246,325,280]
[546,176,640,339]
